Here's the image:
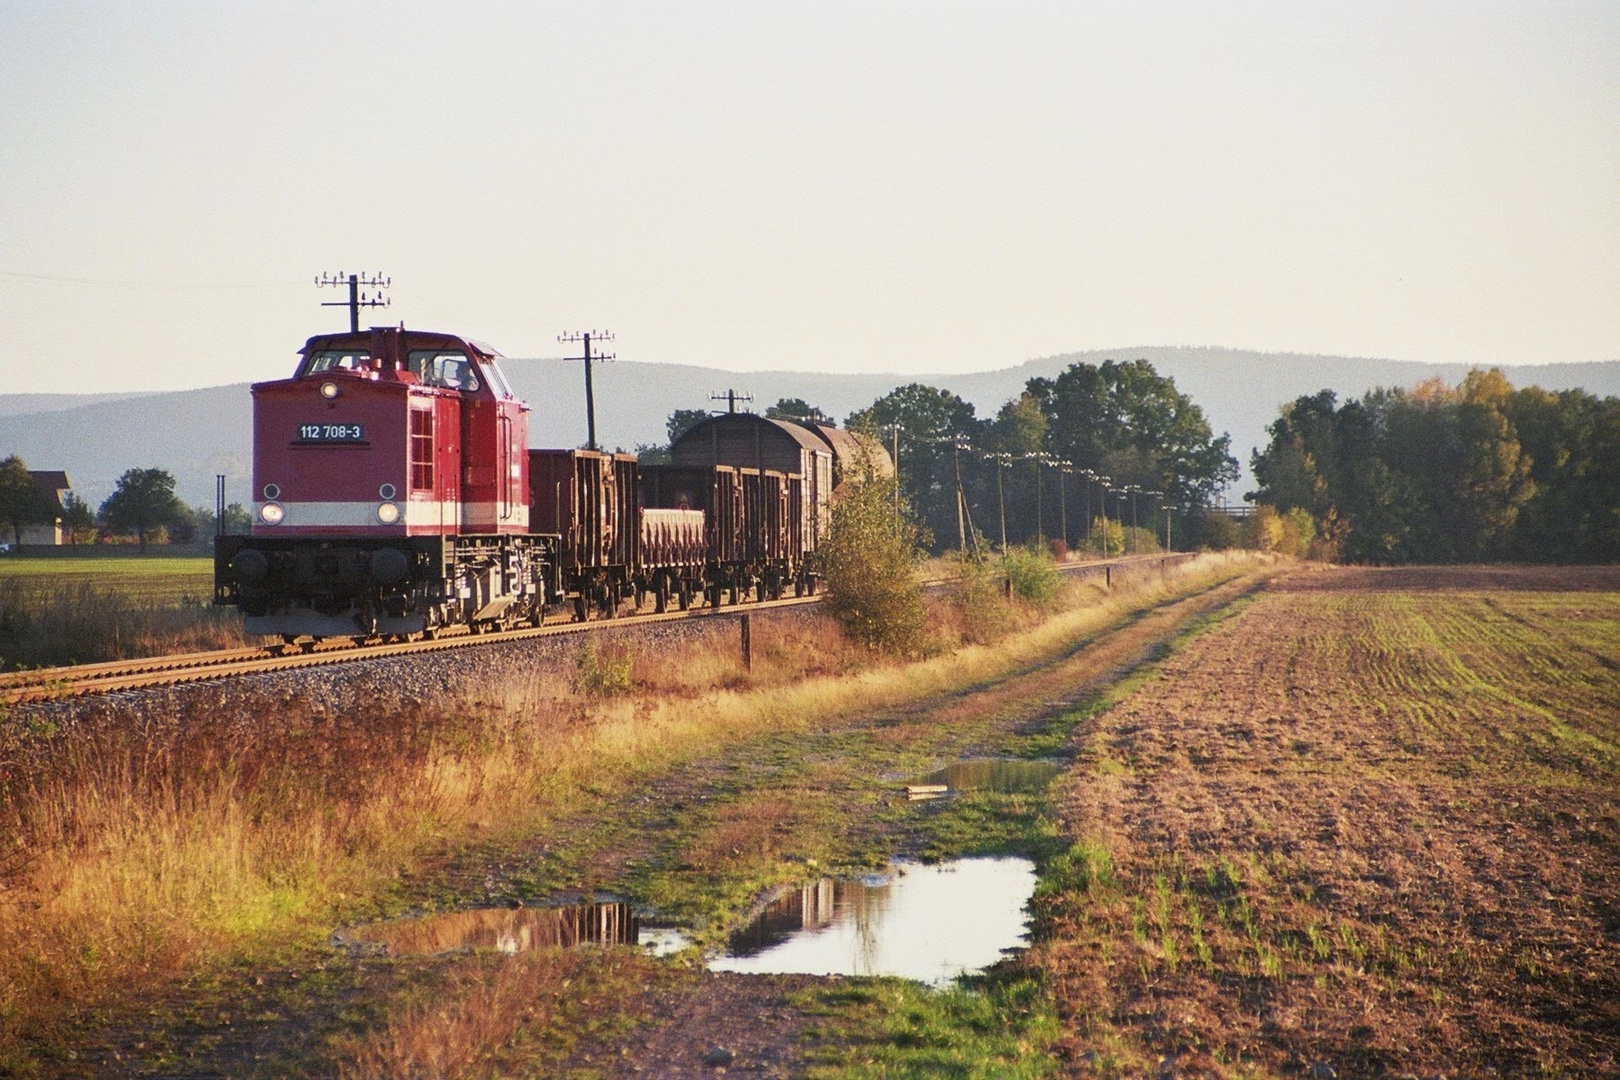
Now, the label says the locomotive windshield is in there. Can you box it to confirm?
[302,349,372,375]
[407,350,480,392]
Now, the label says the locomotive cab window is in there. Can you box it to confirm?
[407,350,480,393]
[301,349,372,376]
[481,357,517,400]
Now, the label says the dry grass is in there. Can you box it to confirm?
[0,576,251,670]
[334,948,660,1080]
[0,551,1269,1072]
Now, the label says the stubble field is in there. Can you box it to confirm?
[1040,564,1619,1077]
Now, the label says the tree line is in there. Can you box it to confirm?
[1250,370,1619,564]
[0,458,249,550]
[638,359,1239,555]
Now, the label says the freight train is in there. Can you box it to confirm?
[213,325,886,643]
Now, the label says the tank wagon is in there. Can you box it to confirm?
[214,326,858,643]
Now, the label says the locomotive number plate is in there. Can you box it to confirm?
[296,423,366,442]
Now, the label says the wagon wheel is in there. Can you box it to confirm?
[573,594,589,623]
[655,575,670,614]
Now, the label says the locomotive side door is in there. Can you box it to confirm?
[436,393,462,531]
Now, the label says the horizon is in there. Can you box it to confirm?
[3,342,1616,403]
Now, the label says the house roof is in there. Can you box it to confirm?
[28,470,70,510]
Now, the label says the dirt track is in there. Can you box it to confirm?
[1042,565,1620,1078]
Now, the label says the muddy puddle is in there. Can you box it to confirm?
[708,856,1036,986]
[334,900,684,957]
[906,758,1063,800]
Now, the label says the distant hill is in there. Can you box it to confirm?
[2,348,1615,509]
[0,391,153,418]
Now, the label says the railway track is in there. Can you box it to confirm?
[0,553,1193,707]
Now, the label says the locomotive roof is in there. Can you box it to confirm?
[298,326,495,356]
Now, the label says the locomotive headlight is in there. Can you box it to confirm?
[320,381,340,400]
[259,502,285,525]
[376,502,401,525]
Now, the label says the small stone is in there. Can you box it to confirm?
[702,1046,735,1068]
[1308,1064,1337,1080]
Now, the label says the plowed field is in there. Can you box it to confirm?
[1040,564,1620,1078]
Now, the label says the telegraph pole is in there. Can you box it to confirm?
[953,439,967,552]
[1031,454,1045,545]
[1081,470,1093,552]
[890,424,903,529]
[1057,461,1070,552]
[993,454,1010,550]
[709,389,753,414]
[316,271,390,332]
[560,331,616,451]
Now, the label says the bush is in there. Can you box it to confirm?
[1001,545,1060,605]
[1244,505,1315,558]
[946,552,1013,644]
[1197,512,1240,551]
[819,475,928,655]
[1086,516,1125,555]
[576,641,632,696]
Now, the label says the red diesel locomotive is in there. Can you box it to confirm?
[213,325,815,643]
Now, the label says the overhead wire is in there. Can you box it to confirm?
[0,271,300,289]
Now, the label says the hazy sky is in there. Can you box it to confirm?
[2,1,1615,394]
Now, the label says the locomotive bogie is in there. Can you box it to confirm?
[216,531,556,640]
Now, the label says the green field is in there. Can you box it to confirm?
[0,555,216,606]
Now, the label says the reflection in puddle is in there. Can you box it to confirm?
[922,758,1063,793]
[709,857,1036,986]
[337,901,646,957]
[906,758,1063,801]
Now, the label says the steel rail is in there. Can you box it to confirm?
[0,553,1194,706]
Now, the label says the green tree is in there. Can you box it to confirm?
[1250,371,1595,564]
[666,408,710,446]
[60,492,97,545]
[847,384,983,553]
[0,455,54,546]
[818,472,928,655]
[766,398,830,425]
[1504,386,1620,562]
[1026,360,1238,505]
[98,468,185,551]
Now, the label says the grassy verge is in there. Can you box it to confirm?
[0,557,245,669]
[0,552,1274,1075]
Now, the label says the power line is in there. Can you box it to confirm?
[0,270,301,289]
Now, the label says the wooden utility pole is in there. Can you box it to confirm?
[710,389,753,414]
[560,331,616,451]
[890,424,902,529]
[316,271,390,332]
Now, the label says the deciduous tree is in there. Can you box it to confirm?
[0,456,55,546]
[98,468,185,552]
